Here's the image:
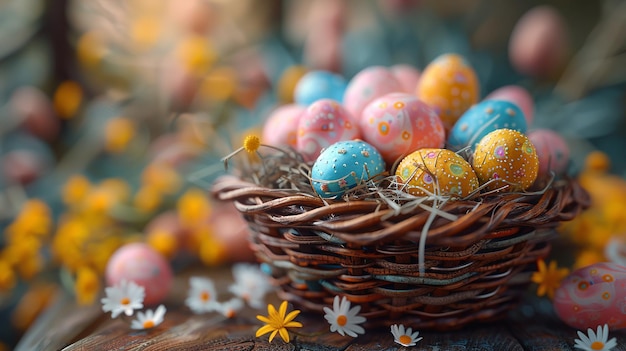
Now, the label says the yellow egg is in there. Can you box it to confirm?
[396,148,479,198]
[472,129,539,192]
[416,53,480,131]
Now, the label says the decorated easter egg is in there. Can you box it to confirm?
[472,129,539,192]
[359,93,445,164]
[106,243,173,305]
[390,64,420,93]
[554,262,626,331]
[509,5,570,78]
[396,148,479,198]
[416,53,480,131]
[343,66,403,119]
[485,85,535,127]
[448,100,527,152]
[297,99,360,162]
[294,70,347,106]
[311,140,385,198]
[261,104,306,148]
[528,129,570,184]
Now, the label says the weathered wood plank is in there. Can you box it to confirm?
[16,266,626,351]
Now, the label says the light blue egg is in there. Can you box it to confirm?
[294,70,347,106]
[448,100,527,152]
[311,140,385,199]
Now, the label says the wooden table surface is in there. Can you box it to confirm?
[15,266,626,351]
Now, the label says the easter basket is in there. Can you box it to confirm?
[211,147,590,330]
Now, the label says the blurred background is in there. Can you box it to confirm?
[0,0,624,349]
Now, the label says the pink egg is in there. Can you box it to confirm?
[390,64,420,93]
[261,104,306,148]
[106,243,173,306]
[359,93,445,164]
[10,87,59,142]
[343,66,403,120]
[1,150,49,185]
[509,5,570,78]
[484,85,534,127]
[528,129,570,185]
[296,99,360,162]
[554,262,626,331]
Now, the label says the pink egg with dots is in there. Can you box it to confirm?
[528,129,570,185]
[343,66,403,120]
[554,262,626,331]
[359,93,445,164]
[106,243,173,306]
[262,104,306,148]
[390,64,420,93]
[485,85,535,127]
[297,99,360,162]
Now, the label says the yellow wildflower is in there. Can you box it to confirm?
[0,260,16,292]
[277,65,307,103]
[584,151,610,173]
[147,230,178,259]
[62,175,91,206]
[17,253,44,280]
[177,188,211,227]
[198,231,227,266]
[100,178,131,202]
[104,117,136,153]
[531,259,570,299]
[243,135,261,153]
[75,266,101,305]
[53,81,83,119]
[201,66,237,101]
[142,162,181,195]
[5,199,51,240]
[133,185,163,213]
[176,35,216,76]
[77,31,106,68]
[131,16,161,49]
[574,250,605,269]
[2,236,41,267]
[256,301,303,343]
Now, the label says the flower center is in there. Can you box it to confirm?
[200,291,210,302]
[120,297,130,305]
[143,320,155,329]
[399,335,412,346]
[336,315,347,326]
[591,341,605,350]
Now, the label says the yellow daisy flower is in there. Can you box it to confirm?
[531,259,570,299]
[256,301,302,343]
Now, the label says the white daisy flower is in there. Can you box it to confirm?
[323,296,366,337]
[391,324,423,347]
[185,277,219,314]
[216,298,244,318]
[229,263,273,309]
[101,280,145,318]
[574,324,617,351]
[130,304,167,330]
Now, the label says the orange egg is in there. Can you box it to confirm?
[396,148,479,198]
[472,129,539,192]
[416,53,480,131]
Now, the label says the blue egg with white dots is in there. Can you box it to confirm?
[447,100,527,152]
[294,70,347,106]
[311,140,385,199]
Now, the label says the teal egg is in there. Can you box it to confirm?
[448,100,527,152]
[311,140,385,199]
[294,70,347,106]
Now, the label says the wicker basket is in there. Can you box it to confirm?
[212,152,589,330]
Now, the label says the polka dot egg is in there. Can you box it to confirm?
[395,148,479,198]
[416,53,480,131]
[261,104,306,148]
[359,93,445,165]
[472,129,539,192]
[311,140,385,199]
[448,100,527,152]
[297,99,360,162]
[554,262,626,331]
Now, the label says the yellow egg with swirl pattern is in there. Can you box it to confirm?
[395,148,479,198]
[472,129,539,192]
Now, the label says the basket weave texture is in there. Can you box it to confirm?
[213,159,589,330]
